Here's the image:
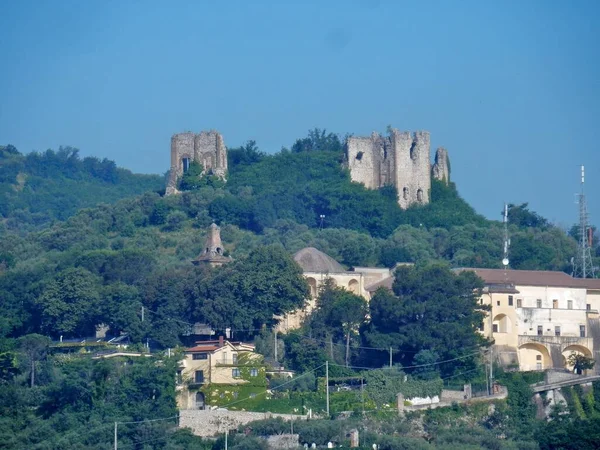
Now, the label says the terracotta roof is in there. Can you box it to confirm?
[577,278,600,290]
[293,247,345,273]
[365,276,394,292]
[456,268,587,289]
[186,345,218,352]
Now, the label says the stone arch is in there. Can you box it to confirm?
[307,277,317,298]
[195,392,205,410]
[492,313,512,334]
[180,153,192,173]
[518,343,551,371]
[403,187,409,200]
[417,189,423,202]
[348,279,360,295]
[562,344,593,373]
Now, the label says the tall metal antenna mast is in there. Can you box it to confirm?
[572,165,596,278]
[502,203,510,269]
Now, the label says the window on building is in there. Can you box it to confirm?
[250,368,258,377]
[497,300,500,306]
[233,391,239,399]
[537,299,542,308]
[555,326,561,336]
[479,322,485,331]
[232,368,241,378]
[517,299,522,308]
[417,189,423,202]
[537,362,542,370]
[553,299,558,309]
[568,300,573,310]
[581,325,586,337]
[232,353,238,364]
[587,304,592,311]
[508,295,513,306]
[493,324,498,333]
[182,157,190,173]
[537,326,543,336]
[194,370,204,383]
[193,353,208,360]
[176,370,182,385]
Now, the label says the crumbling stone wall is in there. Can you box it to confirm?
[166,130,228,195]
[178,409,307,437]
[431,147,450,183]
[347,128,450,209]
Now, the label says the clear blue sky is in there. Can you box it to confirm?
[1,0,598,225]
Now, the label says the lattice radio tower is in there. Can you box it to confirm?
[572,165,596,278]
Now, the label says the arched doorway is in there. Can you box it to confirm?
[518,343,551,371]
[348,279,360,295]
[562,345,593,374]
[492,314,512,334]
[195,392,205,410]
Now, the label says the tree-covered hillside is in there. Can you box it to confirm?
[0,129,595,449]
[0,145,164,230]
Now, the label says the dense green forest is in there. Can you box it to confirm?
[0,145,164,230]
[1,130,599,449]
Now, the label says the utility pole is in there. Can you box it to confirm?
[326,361,330,416]
[225,429,228,450]
[114,422,118,450]
[389,347,393,369]
[489,347,494,393]
[361,377,364,415]
[274,330,278,365]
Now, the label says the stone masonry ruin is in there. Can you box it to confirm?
[165,130,228,195]
[346,128,450,209]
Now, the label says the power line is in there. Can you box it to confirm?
[328,350,482,371]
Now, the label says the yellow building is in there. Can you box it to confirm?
[277,247,392,332]
[460,268,600,373]
[177,337,265,410]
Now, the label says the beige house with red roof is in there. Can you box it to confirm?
[177,336,265,410]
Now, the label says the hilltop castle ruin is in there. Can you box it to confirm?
[165,131,228,195]
[346,129,450,209]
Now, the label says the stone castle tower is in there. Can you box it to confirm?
[346,129,449,209]
[165,130,228,195]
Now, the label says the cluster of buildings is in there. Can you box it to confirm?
[166,130,599,410]
[177,226,600,410]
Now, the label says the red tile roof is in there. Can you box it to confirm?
[186,345,218,352]
[456,268,600,289]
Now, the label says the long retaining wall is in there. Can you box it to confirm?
[179,409,307,437]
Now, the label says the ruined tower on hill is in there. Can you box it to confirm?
[346,129,450,209]
[165,130,228,195]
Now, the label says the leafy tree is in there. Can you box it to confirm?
[364,263,490,376]
[568,353,596,375]
[307,280,367,367]
[507,203,549,229]
[35,268,102,338]
[199,246,309,333]
[290,128,343,153]
[17,333,50,387]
